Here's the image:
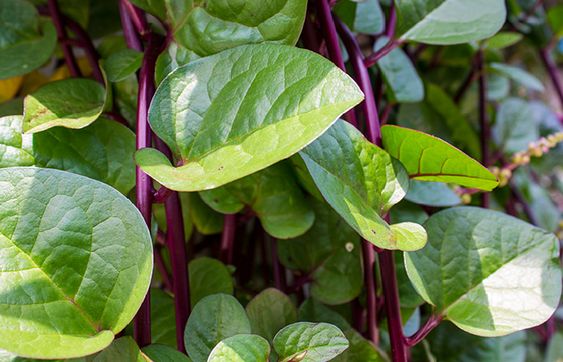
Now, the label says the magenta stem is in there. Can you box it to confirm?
[269,237,287,292]
[119,0,143,51]
[539,47,563,110]
[405,314,442,347]
[220,214,237,265]
[361,240,379,344]
[365,40,401,68]
[386,1,397,39]
[47,0,81,77]
[476,50,491,208]
[63,17,104,84]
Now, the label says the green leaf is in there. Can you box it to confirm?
[405,207,561,337]
[405,180,461,207]
[23,79,107,134]
[486,73,510,101]
[155,42,198,85]
[184,294,251,362]
[277,199,363,304]
[103,49,143,83]
[0,167,153,359]
[151,289,177,348]
[200,163,314,239]
[207,334,270,362]
[492,98,539,154]
[396,0,506,45]
[136,44,363,192]
[92,337,149,362]
[545,332,563,362]
[513,170,560,232]
[0,1,57,79]
[142,344,192,362]
[246,288,297,343]
[273,322,349,362]
[375,37,424,103]
[300,120,426,251]
[184,193,223,235]
[32,117,136,194]
[0,115,34,167]
[381,125,498,190]
[189,257,234,306]
[547,5,563,37]
[489,63,544,92]
[173,0,307,57]
[484,32,523,49]
[333,0,385,35]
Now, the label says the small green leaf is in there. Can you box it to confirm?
[23,79,106,133]
[103,49,143,83]
[273,322,349,362]
[375,37,424,103]
[484,32,523,49]
[547,5,563,37]
[207,334,270,362]
[246,288,297,343]
[490,63,544,92]
[300,120,426,251]
[0,1,57,79]
[184,193,224,235]
[184,294,251,362]
[142,344,192,362]
[0,115,34,167]
[200,163,314,239]
[277,199,363,304]
[405,180,461,207]
[0,167,153,359]
[397,0,506,45]
[381,125,498,190]
[136,44,363,192]
[405,207,561,337]
[189,257,234,306]
[92,337,149,362]
[492,98,539,155]
[151,289,177,348]
[333,0,385,35]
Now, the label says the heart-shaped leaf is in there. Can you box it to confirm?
[189,257,234,306]
[0,167,153,359]
[184,294,251,362]
[0,1,57,79]
[23,78,107,134]
[300,120,426,251]
[0,115,34,167]
[143,344,192,362]
[246,288,297,343]
[277,199,363,305]
[273,322,349,362]
[200,163,314,239]
[381,125,499,190]
[136,44,363,192]
[208,334,270,362]
[92,337,149,362]
[405,207,561,337]
[396,0,506,45]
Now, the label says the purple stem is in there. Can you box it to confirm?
[154,244,173,291]
[476,50,491,208]
[220,214,237,265]
[269,237,287,292]
[454,57,478,104]
[539,47,563,110]
[63,17,105,84]
[405,314,442,347]
[47,0,81,77]
[385,1,397,39]
[119,0,143,52]
[364,40,401,68]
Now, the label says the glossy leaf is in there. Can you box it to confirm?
[278,199,363,304]
[0,167,153,358]
[405,207,561,337]
[246,288,297,342]
[375,37,424,103]
[23,79,106,133]
[200,163,314,239]
[189,257,234,307]
[381,125,498,190]
[333,0,385,35]
[300,120,426,251]
[396,0,506,45]
[0,0,57,79]
[0,115,34,167]
[92,337,149,362]
[273,322,349,362]
[490,63,544,92]
[136,44,363,192]
[492,98,539,154]
[103,49,143,83]
[405,180,461,207]
[142,344,192,362]
[184,294,251,362]
[207,334,270,362]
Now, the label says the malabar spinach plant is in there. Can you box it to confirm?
[0,0,561,361]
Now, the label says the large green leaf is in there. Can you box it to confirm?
[246,288,297,343]
[142,344,192,362]
[136,44,363,192]
[184,294,250,362]
[273,322,349,362]
[0,116,34,167]
[333,0,385,35]
[381,125,498,190]
[0,1,57,79]
[0,167,153,358]
[396,0,506,45]
[200,163,314,239]
[23,79,107,134]
[277,199,363,304]
[375,37,424,103]
[189,257,233,306]
[92,337,149,362]
[492,98,539,155]
[300,120,426,251]
[207,334,270,362]
[405,207,561,337]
